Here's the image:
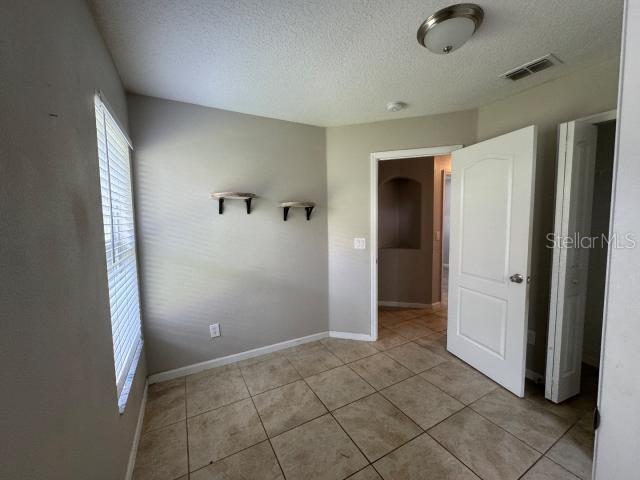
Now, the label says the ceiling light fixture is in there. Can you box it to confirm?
[386,101,407,112]
[417,3,484,54]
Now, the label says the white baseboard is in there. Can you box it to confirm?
[329,331,375,341]
[378,301,439,309]
[526,369,545,384]
[148,331,330,384]
[125,381,148,480]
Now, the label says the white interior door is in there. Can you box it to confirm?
[546,121,598,403]
[448,126,537,397]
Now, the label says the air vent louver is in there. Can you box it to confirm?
[500,54,561,81]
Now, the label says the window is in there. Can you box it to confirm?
[94,95,142,408]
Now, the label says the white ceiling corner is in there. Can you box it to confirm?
[89,0,623,127]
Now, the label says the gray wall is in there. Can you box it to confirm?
[378,157,434,305]
[0,1,146,479]
[326,110,478,335]
[595,1,640,474]
[128,95,328,374]
[476,58,620,375]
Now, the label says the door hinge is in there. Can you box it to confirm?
[593,407,600,430]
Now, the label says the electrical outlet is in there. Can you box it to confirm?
[209,323,221,338]
[527,329,535,346]
[353,237,366,250]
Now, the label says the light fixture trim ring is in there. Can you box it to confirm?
[417,3,484,49]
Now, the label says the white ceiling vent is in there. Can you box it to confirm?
[500,54,561,81]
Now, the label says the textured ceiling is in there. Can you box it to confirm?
[89,0,623,126]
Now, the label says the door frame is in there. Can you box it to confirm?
[545,109,617,401]
[441,170,452,303]
[369,145,463,340]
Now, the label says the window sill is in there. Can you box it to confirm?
[118,340,143,415]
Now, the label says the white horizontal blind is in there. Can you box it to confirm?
[95,96,142,398]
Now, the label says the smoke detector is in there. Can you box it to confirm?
[500,54,562,81]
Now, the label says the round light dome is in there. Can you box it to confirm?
[417,4,484,54]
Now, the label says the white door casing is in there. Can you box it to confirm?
[447,126,537,397]
[546,121,598,403]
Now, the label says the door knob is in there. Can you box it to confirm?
[510,274,524,284]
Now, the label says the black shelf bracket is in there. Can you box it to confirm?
[218,198,224,215]
[283,206,290,221]
[245,198,253,214]
[305,206,314,220]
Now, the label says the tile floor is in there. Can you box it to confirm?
[133,306,596,480]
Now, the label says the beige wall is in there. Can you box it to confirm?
[0,1,146,478]
[477,58,620,374]
[378,157,434,305]
[327,110,478,334]
[128,95,328,374]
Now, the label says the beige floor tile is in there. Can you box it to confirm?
[240,355,301,395]
[390,320,434,340]
[429,409,540,480]
[546,425,594,480]
[384,342,446,373]
[271,414,368,480]
[143,377,186,432]
[236,351,285,369]
[470,388,572,452]
[286,344,343,377]
[347,466,382,480]
[379,314,406,328]
[190,441,283,480]
[333,393,421,461]
[187,398,266,471]
[186,366,249,417]
[372,327,409,351]
[413,334,463,365]
[380,375,463,429]
[418,314,448,332]
[321,337,379,363]
[349,353,413,390]
[253,380,327,437]
[282,340,325,355]
[306,365,375,410]
[420,361,497,404]
[133,421,188,480]
[373,434,479,480]
[522,457,580,480]
[524,383,596,423]
[576,411,595,432]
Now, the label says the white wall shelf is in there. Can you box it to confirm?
[211,192,257,214]
[278,201,315,221]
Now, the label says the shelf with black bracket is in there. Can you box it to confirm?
[279,201,315,221]
[211,192,257,214]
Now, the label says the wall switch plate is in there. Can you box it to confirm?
[209,323,221,338]
[353,237,366,250]
[527,329,535,346]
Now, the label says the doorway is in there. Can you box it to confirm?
[441,171,451,305]
[370,145,461,340]
[546,112,617,405]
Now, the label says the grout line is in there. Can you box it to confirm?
[424,412,488,478]
[237,364,288,480]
